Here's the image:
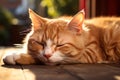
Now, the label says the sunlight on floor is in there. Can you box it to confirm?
[114,76,120,80]
[24,69,36,80]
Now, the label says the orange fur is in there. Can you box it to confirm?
[3,9,120,65]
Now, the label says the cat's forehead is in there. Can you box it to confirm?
[30,18,74,43]
[47,19,68,28]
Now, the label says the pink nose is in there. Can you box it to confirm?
[44,53,52,59]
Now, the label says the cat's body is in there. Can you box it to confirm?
[3,9,120,65]
[84,17,120,63]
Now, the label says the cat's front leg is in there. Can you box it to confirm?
[3,53,35,65]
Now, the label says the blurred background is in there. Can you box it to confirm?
[0,0,120,46]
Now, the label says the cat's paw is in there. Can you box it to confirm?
[3,53,20,65]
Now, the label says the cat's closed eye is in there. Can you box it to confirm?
[29,39,44,46]
[56,44,65,47]
[57,44,70,52]
[35,41,45,47]
[28,39,44,51]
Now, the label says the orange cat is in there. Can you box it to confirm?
[3,9,120,65]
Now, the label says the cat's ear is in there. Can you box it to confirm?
[67,9,85,34]
[29,9,47,31]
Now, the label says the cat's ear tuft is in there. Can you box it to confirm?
[29,9,47,31]
[67,9,85,34]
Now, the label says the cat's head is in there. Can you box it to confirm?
[28,9,85,65]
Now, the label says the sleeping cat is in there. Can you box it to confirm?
[3,9,120,65]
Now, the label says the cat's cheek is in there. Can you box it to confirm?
[48,51,64,63]
[36,50,48,62]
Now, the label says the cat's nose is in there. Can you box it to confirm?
[43,53,52,59]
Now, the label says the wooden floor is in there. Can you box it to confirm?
[0,47,120,80]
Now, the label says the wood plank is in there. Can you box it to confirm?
[1,47,120,80]
[62,64,120,80]
[0,47,25,80]
[0,65,25,80]
[22,65,83,80]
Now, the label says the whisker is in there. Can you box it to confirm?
[20,28,31,35]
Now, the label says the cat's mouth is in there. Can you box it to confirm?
[37,51,65,65]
